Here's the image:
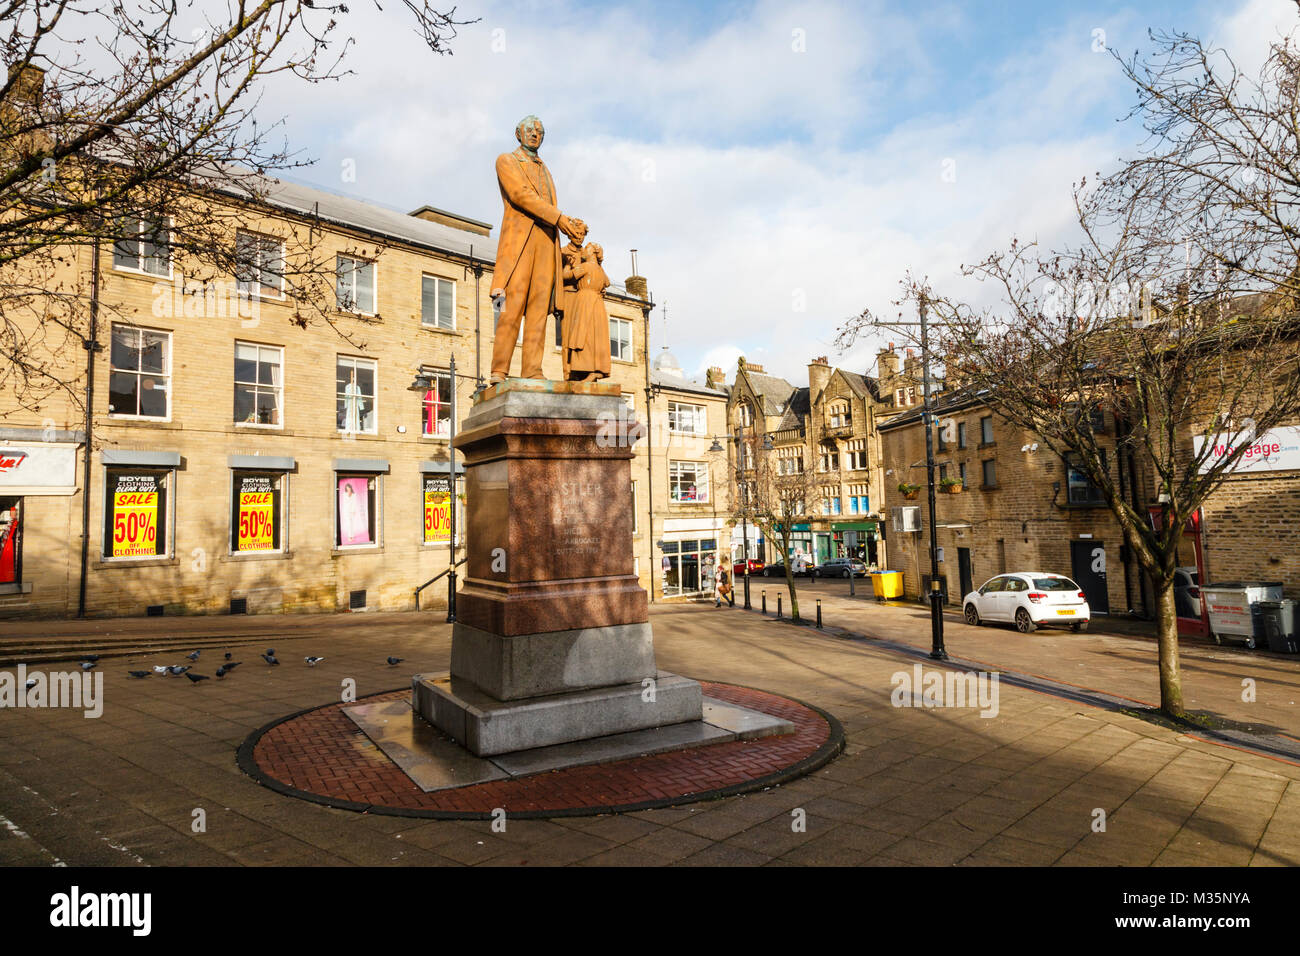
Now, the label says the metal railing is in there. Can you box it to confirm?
[415,556,467,616]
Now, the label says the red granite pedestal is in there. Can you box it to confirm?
[414,380,704,757]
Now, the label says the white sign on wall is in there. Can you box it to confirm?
[1193,426,1300,475]
[0,443,78,493]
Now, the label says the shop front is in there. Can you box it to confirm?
[0,435,80,596]
[833,521,879,566]
[660,517,727,598]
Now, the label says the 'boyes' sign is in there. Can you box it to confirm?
[1193,425,1300,474]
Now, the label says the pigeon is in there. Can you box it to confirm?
[25,678,36,690]
[215,661,241,678]
[79,660,97,672]
[261,652,279,666]
[304,656,325,667]
[168,665,190,676]
[79,654,100,663]
[224,652,232,661]
[153,665,169,675]
[266,648,275,657]
[184,672,210,684]
[127,670,151,679]
[186,650,200,662]
[386,656,404,666]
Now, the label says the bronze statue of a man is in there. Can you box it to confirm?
[489,115,585,382]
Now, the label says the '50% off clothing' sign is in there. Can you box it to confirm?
[424,476,451,543]
[236,475,279,551]
[110,473,164,558]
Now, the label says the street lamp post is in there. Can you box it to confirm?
[410,352,485,624]
[712,421,772,611]
[872,294,948,660]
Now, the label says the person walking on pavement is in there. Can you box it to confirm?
[716,567,734,608]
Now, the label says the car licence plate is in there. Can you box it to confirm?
[1057,609,1075,616]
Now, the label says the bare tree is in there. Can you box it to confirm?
[839,25,1300,718]
[743,445,821,622]
[0,0,475,415]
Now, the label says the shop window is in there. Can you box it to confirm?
[335,474,380,547]
[230,472,284,553]
[234,341,283,426]
[0,497,22,585]
[103,469,170,559]
[337,356,378,434]
[661,537,717,597]
[109,325,170,418]
[669,461,709,503]
[421,369,452,438]
[422,274,455,330]
[336,255,376,314]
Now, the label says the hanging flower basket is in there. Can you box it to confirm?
[898,482,921,500]
[940,479,963,495]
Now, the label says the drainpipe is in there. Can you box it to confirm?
[77,236,101,618]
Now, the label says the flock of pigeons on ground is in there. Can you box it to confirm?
[21,651,411,689]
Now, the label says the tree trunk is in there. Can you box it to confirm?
[785,569,800,621]
[1153,579,1185,717]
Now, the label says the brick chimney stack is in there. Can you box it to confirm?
[705,366,725,390]
[808,356,831,399]
[876,345,900,390]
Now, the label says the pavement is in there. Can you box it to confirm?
[0,595,1298,866]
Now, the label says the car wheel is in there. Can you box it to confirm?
[1246,635,1257,650]
[1072,621,1088,633]
[964,604,980,626]
[842,569,850,578]
[1015,608,1035,633]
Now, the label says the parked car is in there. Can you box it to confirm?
[763,558,816,578]
[817,557,868,578]
[1173,566,1201,619]
[733,558,765,576]
[962,572,1091,633]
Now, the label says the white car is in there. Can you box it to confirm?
[963,572,1091,633]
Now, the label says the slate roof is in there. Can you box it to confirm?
[743,371,799,416]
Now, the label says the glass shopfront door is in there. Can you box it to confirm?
[662,537,718,597]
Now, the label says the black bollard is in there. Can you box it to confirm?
[777,594,783,619]
[762,591,767,614]
[816,599,822,628]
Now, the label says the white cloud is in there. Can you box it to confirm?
[247,0,1288,387]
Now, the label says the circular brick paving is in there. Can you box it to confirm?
[238,681,843,819]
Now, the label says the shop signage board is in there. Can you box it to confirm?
[1194,426,1300,474]
[0,443,77,493]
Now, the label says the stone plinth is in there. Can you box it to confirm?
[454,381,646,636]
[416,381,704,757]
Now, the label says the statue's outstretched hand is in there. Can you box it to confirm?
[559,215,586,243]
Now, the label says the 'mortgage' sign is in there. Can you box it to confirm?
[1193,426,1300,474]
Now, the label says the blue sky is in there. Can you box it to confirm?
[256,0,1295,386]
